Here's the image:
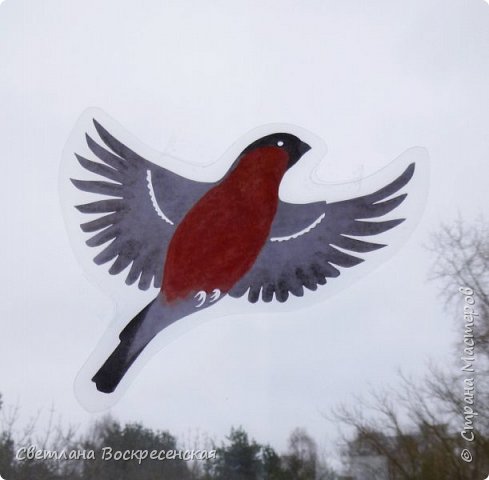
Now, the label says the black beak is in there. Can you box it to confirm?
[287,140,312,169]
[298,141,311,157]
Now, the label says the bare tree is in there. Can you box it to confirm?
[428,217,489,359]
[330,218,489,480]
[282,428,318,480]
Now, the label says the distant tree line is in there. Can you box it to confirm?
[0,396,337,480]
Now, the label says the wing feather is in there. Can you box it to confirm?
[75,154,124,183]
[80,212,123,233]
[85,134,128,171]
[75,199,125,214]
[71,179,124,197]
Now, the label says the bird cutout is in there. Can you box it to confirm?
[60,108,428,408]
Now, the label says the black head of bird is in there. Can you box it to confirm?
[241,132,312,169]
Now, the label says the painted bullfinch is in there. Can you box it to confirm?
[72,120,416,393]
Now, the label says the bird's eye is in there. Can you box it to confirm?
[277,140,284,147]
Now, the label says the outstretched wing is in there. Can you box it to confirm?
[71,120,215,290]
[229,163,415,303]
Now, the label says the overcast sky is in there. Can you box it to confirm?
[1,0,488,465]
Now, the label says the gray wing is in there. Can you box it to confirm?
[71,120,214,290]
[229,163,415,303]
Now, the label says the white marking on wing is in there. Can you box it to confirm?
[146,170,175,225]
[195,291,206,308]
[270,213,326,242]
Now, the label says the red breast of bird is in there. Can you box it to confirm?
[162,146,289,303]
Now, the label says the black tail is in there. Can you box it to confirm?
[92,300,158,394]
[91,292,212,394]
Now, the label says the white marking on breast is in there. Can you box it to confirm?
[195,291,206,308]
[146,170,175,225]
[270,213,326,242]
[210,289,221,302]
